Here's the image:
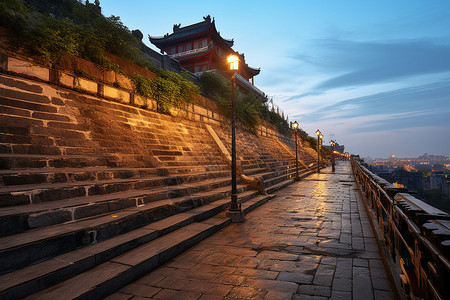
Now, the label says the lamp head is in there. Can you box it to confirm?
[227,54,239,70]
[292,121,299,130]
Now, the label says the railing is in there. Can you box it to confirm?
[351,157,450,300]
[169,44,211,59]
[234,73,266,99]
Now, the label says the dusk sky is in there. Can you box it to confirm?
[101,0,450,158]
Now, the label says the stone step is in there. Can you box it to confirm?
[259,166,302,182]
[0,166,229,186]
[263,168,311,188]
[0,153,121,170]
[13,193,274,300]
[265,170,314,194]
[0,183,251,274]
[0,174,236,236]
[263,170,296,188]
[158,164,229,175]
[0,167,159,186]
[244,162,296,178]
[0,190,265,299]
[0,170,232,208]
[159,160,227,167]
[242,160,290,170]
[265,178,295,194]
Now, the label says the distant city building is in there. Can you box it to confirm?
[149,15,260,83]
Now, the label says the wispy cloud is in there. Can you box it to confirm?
[298,80,450,121]
[293,38,450,90]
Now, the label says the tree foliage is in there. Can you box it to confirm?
[198,71,290,132]
[0,0,140,67]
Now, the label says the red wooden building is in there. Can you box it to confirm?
[149,15,260,85]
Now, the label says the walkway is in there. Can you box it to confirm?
[106,162,394,300]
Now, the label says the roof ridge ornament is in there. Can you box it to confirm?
[203,15,212,23]
[173,23,181,32]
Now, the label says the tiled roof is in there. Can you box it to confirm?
[149,16,234,48]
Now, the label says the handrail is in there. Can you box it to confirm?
[351,157,450,300]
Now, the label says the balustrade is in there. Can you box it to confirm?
[351,157,450,300]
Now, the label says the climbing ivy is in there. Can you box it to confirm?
[132,71,199,114]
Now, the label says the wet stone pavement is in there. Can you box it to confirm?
[107,161,394,300]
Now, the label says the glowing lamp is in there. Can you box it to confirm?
[292,121,299,130]
[227,54,239,70]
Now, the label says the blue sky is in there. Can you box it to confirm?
[100,0,450,158]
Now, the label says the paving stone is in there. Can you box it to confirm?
[226,286,267,299]
[210,273,246,285]
[293,294,328,300]
[264,290,294,300]
[374,289,395,300]
[369,259,384,269]
[256,250,299,261]
[353,258,369,267]
[182,281,233,296]
[312,274,333,287]
[118,283,160,297]
[353,266,374,300]
[190,263,236,275]
[154,276,190,290]
[370,267,388,279]
[153,288,202,300]
[330,290,352,300]
[297,284,331,297]
[334,258,352,279]
[371,276,392,291]
[315,263,335,277]
[320,256,337,266]
[332,276,352,292]
[242,278,299,294]
[233,267,279,280]
[199,295,223,300]
[277,272,314,284]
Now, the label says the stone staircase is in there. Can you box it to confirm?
[0,73,278,298]
[216,127,314,194]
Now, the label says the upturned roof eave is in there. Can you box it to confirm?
[149,18,234,50]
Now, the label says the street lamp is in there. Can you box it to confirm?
[292,121,299,180]
[315,129,322,173]
[329,140,335,172]
[227,54,244,222]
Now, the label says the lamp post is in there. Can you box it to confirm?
[315,129,322,173]
[329,140,335,172]
[227,54,244,222]
[292,121,299,180]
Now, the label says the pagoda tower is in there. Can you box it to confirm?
[149,15,260,85]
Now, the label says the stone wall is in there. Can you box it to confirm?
[0,45,290,142]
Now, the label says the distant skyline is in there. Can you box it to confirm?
[100,0,450,158]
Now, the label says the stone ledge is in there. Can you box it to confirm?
[7,57,49,82]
